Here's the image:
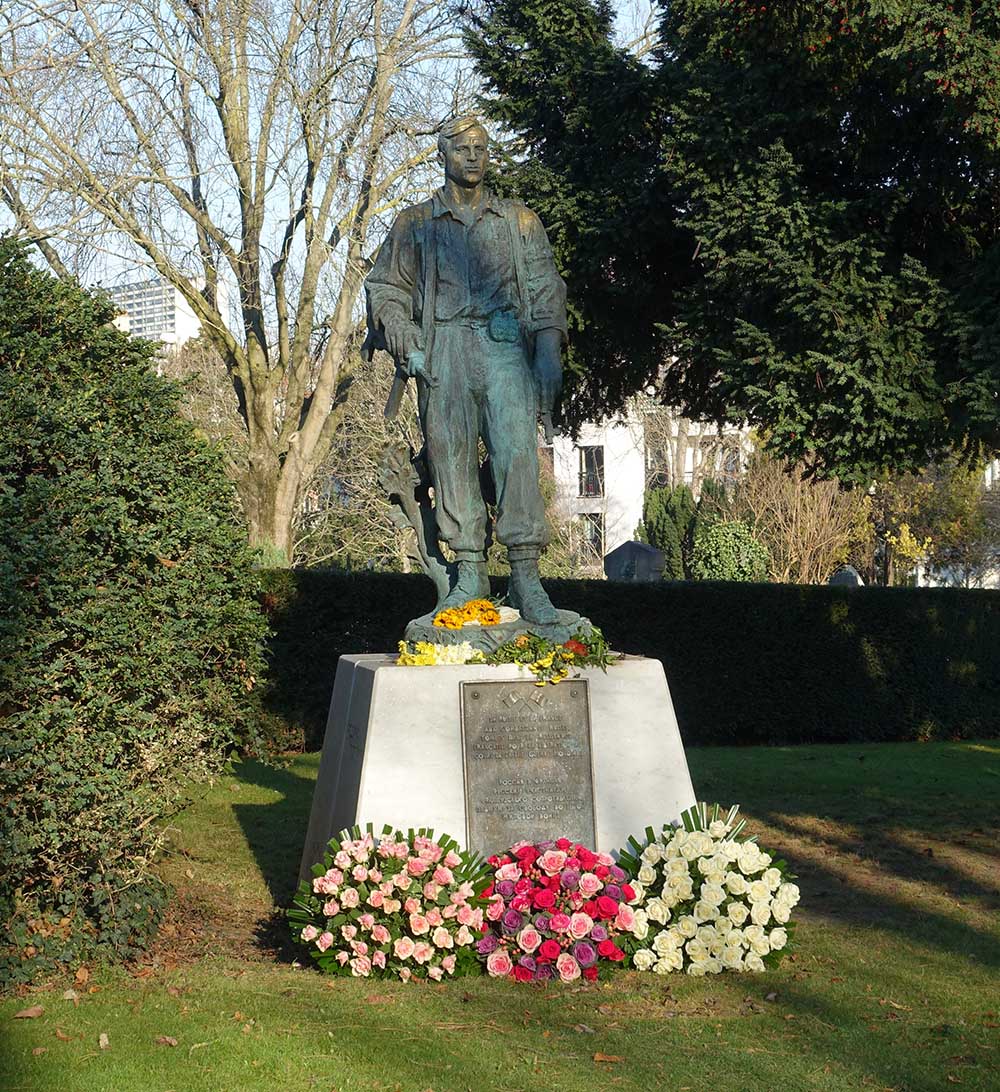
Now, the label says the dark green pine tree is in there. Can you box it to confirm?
[467,0,1000,483]
[641,484,696,579]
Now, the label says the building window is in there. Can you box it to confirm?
[577,445,604,497]
[579,512,604,556]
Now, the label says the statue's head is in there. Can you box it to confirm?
[438,115,489,188]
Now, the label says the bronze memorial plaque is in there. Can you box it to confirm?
[460,680,596,854]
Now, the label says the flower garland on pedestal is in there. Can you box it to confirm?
[476,839,640,982]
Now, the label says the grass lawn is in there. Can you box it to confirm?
[2,740,998,1092]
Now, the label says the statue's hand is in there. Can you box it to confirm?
[385,321,422,365]
[533,330,563,413]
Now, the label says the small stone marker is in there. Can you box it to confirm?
[460,680,596,854]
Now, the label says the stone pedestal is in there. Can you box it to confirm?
[297,654,697,883]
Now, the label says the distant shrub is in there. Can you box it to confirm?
[0,241,268,984]
[690,519,770,582]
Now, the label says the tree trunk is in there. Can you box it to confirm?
[238,465,298,567]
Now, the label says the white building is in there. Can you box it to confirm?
[105,276,209,350]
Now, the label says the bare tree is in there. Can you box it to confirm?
[0,0,467,562]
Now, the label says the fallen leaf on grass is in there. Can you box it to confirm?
[98,1033,110,1050]
[946,1077,962,1085]
[594,1053,623,1064]
[765,992,778,1002]
[14,1005,44,1019]
[32,1047,47,1056]
[62,990,79,1006]
[166,986,182,998]
[574,1023,595,1034]
[363,995,394,1005]
[54,1028,72,1042]
[74,967,89,986]
[155,1036,178,1047]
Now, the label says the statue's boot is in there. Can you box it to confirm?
[509,559,559,625]
[436,559,490,611]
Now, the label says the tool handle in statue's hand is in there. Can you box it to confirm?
[540,410,555,445]
[383,368,408,420]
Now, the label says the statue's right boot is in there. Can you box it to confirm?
[436,559,490,611]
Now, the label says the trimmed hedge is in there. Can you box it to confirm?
[260,571,1000,750]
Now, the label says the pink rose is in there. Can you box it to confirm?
[340,887,359,908]
[456,925,474,946]
[569,912,594,939]
[486,899,505,922]
[538,849,568,875]
[413,941,434,964]
[316,931,334,952]
[517,927,542,953]
[549,912,572,933]
[510,894,532,912]
[457,905,475,926]
[394,843,409,860]
[351,940,369,956]
[395,874,412,891]
[371,924,390,944]
[486,950,514,977]
[372,950,386,969]
[336,950,349,965]
[433,866,454,885]
[340,924,357,940]
[444,850,462,868]
[322,898,340,917]
[615,905,636,930]
[394,936,415,960]
[407,857,430,876]
[358,913,375,929]
[352,864,368,882]
[423,882,441,901]
[426,908,443,927]
[457,881,475,900]
[442,954,457,973]
[428,965,444,981]
[556,952,581,982]
[441,904,457,919]
[383,898,401,915]
[350,955,372,977]
[368,869,382,883]
[496,863,522,882]
[404,896,421,914]
[379,881,393,896]
[301,925,319,942]
[409,913,429,935]
[432,926,454,949]
[333,850,351,869]
[327,868,344,885]
[367,890,384,908]
[399,967,412,982]
[578,872,602,896]
[596,852,614,867]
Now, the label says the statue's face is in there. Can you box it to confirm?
[441,126,489,188]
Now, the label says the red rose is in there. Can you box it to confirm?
[595,864,610,880]
[609,945,625,962]
[514,878,531,895]
[539,939,561,961]
[563,639,588,656]
[583,900,598,918]
[547,875,562,890]
[577,848,597,870]
[514,965,533,983]
[566,857,581,870]
[621,884,635,902]
[597,939,616,958]
[583,965,599,981]
[596,895,617,919]
[514,845,539,864]
[533,888,556,909]
[483,883,494,899]
[555,838,572,851]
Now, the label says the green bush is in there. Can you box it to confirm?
[690,519,770,582]
[641,485,696,580]
[0,242,268,984]
[260,571,1000,750]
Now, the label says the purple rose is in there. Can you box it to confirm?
[534,914,551,932]
[560,869,581,889]
[535,962,555,980]
[497,880,516,899]
[477,933,499,955]
[590,924,609,943]
[603,883,622,901]
[501,908,525,934]
[517,955,537,972]
[571,940,597,968]
[537,840,556,851]
[609,864,627,882]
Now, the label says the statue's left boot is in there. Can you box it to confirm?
[508,558,559,625]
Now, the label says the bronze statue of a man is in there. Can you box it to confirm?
[365,116,567,624]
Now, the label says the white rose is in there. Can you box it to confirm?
[722,841,741,863]
[653,957,674,975]
[709,938,726,958]
[680,839,700,861]
[686,960,708,976]
[748,880,771,904]
[695,924,718,945]
[667,857,690,876]
[675,878,695,901]
[727,902,750,926]
[771,901,791,924]
[637,863,657,885]
[693,900,719,923]
[646,898,670,925]
[651,931,674,956]
[629,880,645,903]
[685,939,708,962]
[743,924,765,946]
[701,882,726,907]
[763,867,782,889]
[725,871,749,896]
[715,917,733,937]
[694,833,715,857]
[738,846,765,875]
[751,936,770,956]
[750,901,771,927]
[632,918,650,941]
[704,958,722,974]
[777,882,800,907]
[769,927,788,951]
[708,819,728,839]
[721,947,744,971]
[758,852,772,869]
[677,915,698,939]
[633,948,657,971]
[745,952,766,973]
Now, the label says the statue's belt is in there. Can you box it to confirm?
[432,310,522,344]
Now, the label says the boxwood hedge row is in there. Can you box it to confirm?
[260,571,1000,751]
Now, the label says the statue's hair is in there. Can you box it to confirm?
[437,115,489,156]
